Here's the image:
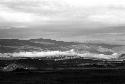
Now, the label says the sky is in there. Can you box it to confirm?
[0,0,125,44]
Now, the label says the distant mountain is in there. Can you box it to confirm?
[0,38,77,53]
[0,38,125,58]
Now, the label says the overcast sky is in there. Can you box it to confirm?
[0,0,125,43]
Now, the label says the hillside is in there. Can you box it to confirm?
[0,38,77,53]
[0,38,125,61]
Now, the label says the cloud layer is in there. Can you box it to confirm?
[0,0,125,43]
[0,0,125,28]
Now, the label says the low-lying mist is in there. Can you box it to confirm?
[0,49,120,60]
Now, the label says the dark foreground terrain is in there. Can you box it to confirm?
[0,58,125,84]
[0,69,125,84]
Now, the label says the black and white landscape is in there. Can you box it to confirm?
[0,0,125,84]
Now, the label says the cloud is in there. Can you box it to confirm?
[0,7,35,23]
[0,0,125,29]
[0,5,68,26]
[0,5,43,24]
[88,9,125,25]
[0,1,71,27]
